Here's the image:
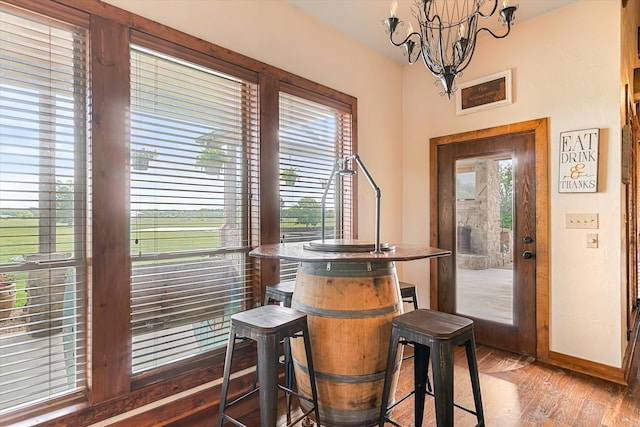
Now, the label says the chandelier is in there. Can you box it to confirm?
[384,0,517,97]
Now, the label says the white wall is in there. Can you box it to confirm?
[401,0,624,367]
[103,0,406,249]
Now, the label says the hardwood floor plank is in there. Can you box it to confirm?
[171,340,640,427]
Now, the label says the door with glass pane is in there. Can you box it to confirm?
[436,131,536,356]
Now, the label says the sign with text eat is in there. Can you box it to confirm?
[558,128,599,193]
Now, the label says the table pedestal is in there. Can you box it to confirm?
[290,261,403,427]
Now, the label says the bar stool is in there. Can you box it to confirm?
[378,309,484,427]
[264,280,296,307]
[263,280,296,422]
[218,305,321,427]
[399,281,419,310]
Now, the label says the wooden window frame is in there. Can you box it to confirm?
[1,0,358,425]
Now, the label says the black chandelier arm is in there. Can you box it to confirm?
[418,39,445,76]
[477,5,517,39]
[387,29,421,49]
[384,18,424,65]
[453,32,480,76]
[419,52,443,78]
[476,22,513,40]
[476,0,499,19]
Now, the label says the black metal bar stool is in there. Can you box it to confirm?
[218,304,321,427]
[263,280,296,422]
[378,309,484,427]
[264,280,296,307]
[399,281,419,310]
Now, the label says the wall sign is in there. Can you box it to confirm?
[455,70,512,115]
[558,128,599,193]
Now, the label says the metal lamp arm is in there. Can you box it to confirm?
[321,162,339,243]
[352,155,382,254]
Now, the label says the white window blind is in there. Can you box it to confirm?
[130,45,258,374]
[279,92,353,281]
[0,6,88,414]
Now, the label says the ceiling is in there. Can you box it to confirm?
[287,0,579,65]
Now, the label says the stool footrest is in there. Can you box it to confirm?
[222,387,259,411]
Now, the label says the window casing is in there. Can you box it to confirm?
[0,5,88,415]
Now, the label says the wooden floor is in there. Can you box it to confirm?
[177,342,640,427]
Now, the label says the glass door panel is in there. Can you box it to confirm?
[455,156,514,325]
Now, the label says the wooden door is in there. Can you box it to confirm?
[433,130,537,356]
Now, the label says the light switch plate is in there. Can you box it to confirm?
[566,213,598,229]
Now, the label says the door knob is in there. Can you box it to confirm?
[522,251,533,259]
[523,236,533,244]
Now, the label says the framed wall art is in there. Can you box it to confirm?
[558,128,599,193]
[455,69,512,115]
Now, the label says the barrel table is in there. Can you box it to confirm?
[249,240,450,427]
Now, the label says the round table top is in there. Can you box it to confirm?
[249,240,451,263]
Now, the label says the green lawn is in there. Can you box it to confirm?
[0,216,230,264]
[0,218,73,264]
[0,215,319,310]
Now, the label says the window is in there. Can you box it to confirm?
[129,44,259,373]
[0,5,88,414]
[278,90,353,281]
[0,1,358,423]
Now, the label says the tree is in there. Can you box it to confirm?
[498,161,513,230]
[289,197,321,227]
[56,180,74,226]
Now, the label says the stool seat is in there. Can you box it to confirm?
[379,309,484,427]
[394,309,472,338]
[218,305,320,427]
[399,281,419,310]
[264,280,296,307]
[231,303,306,334]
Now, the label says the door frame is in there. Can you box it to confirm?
[429,118,549,360]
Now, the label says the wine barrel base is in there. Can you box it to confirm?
[291,261,403,427]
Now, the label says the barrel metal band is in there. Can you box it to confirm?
[292,301,401,318]
[293,360,391,383]
[298,261,395,277]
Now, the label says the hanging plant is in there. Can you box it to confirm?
[195,131,230,176]
[196,146,229,176]
[132,148,156,171]
[281,167,299,186]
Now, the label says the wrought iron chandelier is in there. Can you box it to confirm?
[384,0,518,97]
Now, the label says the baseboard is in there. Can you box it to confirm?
[545,350,627,385]
[107,369,257,427]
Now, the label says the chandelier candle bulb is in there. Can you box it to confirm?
[390,0,398,18]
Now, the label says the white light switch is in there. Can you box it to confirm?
[586,233,598,248]
[566,213,598,229]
